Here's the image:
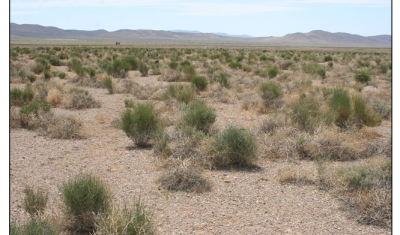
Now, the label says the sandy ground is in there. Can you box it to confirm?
[10,72,391,234]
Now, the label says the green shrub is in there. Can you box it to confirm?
[21,100,51,116]
[289,96,322,132]
[139,62,149,76]
[124,98,135,108]
[43,70,52,80]
[159,168,211,193]
[268,66,279,78]
[10,84,34,107]
[122,56,139,70]
[215,72,230,88]
[10,218,59,235]
[59,174,111,232]
[182,100,216,133]
[328,62,333,69]
[324,55,333,62]
[27,74,37,82]
[330,89,351,128]
[107,59,130,78]
[182,65,196,81]
[97,200,156,235]
[302,63,324,75]
[57,71,66,79]
[169,61,178,69]
[164,84,195,104]
[121,102,159,147]
[49,56,60,66]
[353,95,381,127]
[318,68,326,78]
[229,62,242,69]
[191,76,208,91]
[280,61,293,70]
[23,186,48,217]
[354,70,371,83]
[378,64,388,75]
[32,58,50,74]
[212,126,258,168]
[259,81,283,108]
[103,76,114,94]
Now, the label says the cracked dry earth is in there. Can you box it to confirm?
[10,75,390,235]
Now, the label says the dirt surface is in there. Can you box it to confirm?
[10,73,391,234]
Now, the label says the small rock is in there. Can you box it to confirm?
[224,180,231,183]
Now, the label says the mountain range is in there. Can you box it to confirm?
[10,23,391,47]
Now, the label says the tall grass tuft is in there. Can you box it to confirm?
[182,99,216,134]
[330,88,351,128]
[59,174,111,232]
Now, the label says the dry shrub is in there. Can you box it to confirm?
[114,79,139,94]
[64,88,101,109]
[20,112,39,129]
[259,115,286,136]
[37,111,84,139]
[158,167,211,193]
[46,88,62,107]
[278,168,314,185]
[159,68,182,82]
[10,106,22,128]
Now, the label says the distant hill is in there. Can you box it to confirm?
[10,23,391,47]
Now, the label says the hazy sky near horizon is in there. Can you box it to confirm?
[10,0,391,37]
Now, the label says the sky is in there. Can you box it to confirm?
[10,0,391,37]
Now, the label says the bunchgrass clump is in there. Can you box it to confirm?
[259,81,283,108]
[139,62,149,76]
[164,84,195,104]
[10,218,59,235]
[120,102,159,147]
[103,76,114,94]
[97,200,156,235]
[182,65,197,81]
[191,76,208,91]
[353,95,381,127]
[330,88,351,128]
[212,126,258,168]
[23,186,48,217]
[59,174,111,232]
[159,168,211,193]
[182,99,216,134]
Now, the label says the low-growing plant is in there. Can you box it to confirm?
[139,62,149,76]
[103,76,114,94]
[159,168,211,193]
[124,98,135,108]
[120,102,160,147]
[212,126,258,168]
[65,88,100,109]
[268,66,279,78]
[330,88,351,128]
[10,218,59,235]
[164,84,195,104]
[280,61,293,70]
[182,99,216,133]
[354,70,371,83]
[259,81,283,108]
[182,65,196,81]
[353,95,381,127]
[191,76,208,91]
[57,71,66,79]
[59,174,111,232]
[97,200,156,235]
[27,73,37,83]
[38,111,83,139]
[289,96,322,132]
[23,186,48,217]
[20,100,51,116]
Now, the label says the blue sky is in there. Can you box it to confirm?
[10,0,391,37]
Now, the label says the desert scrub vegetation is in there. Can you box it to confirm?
[163,84,195,104]
[329,88,352,128]
[37,111,84,139]
[102,76,114,94]
[259,81,284,109]
[211,126,258,168]
[181,99,216,134]
[23,186,48,217]
[59,173,112,232]
[64,88,101,109]
[354,70,371,83]
[121,102,160,147]
[335,158,391,227]
[97,200,156,235]
[10,218,60,235]
[159,167,212,193]
[191,76,208,91]
[10,83,34,107]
